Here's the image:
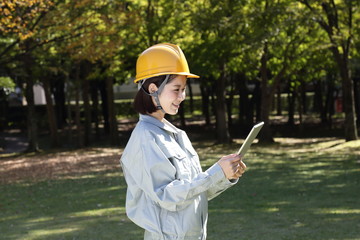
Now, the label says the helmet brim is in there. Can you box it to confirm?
[134,72,200,83]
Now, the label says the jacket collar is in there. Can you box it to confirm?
[139,114,180,134]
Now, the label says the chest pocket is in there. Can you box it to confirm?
[160,144,193,180]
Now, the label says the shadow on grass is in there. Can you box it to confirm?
[206,150,360,240]
[1,139,359,240]
[0,170,143,240]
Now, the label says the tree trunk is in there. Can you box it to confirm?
[100,80,109,134]
[24,78,39,152]
[90,80,100,138]
[276,85,282,116]
[200,84,211,126]
[74,64,83,148]
[238,77,249,126]
[258,42,274,143]
[313,80,326,123]
[226,81,235,131]
[332,47,358,140]
[258,42,287,143]
[187,80,194,113]
[53,74,66,129]
[315,1,358,141]
[297,88,303,126]
[43,77,59,147]
[0,89,7,131]
[211,85,216,120]
[254,81,261,123]
[105,77,119,145]
[66,87,73,147]
[342,73,358,140]
[81,62,92,146]
[64,71,73,147]
[22,41,39,152]
[240,78,254,128]
[324,73,335,128]
[287,90,295,126]
[300,79,307,114]
[215,64,231,143]
[354,75,360,127]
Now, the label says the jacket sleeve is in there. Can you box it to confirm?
[122,131,227,212]
[206,177,238,201]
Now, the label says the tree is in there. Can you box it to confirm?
[1,0,133,148]
[244,0,315,143]
[300,0,358,141]
[0,0,55,63]
[191,0,247,143]
[1,0,56,152]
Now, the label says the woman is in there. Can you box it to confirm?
[121,43,246,240]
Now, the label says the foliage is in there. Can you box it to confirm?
[0,0,54,40]
[0,76,15,91]
[190,0,247,79]
[0,0,360,146]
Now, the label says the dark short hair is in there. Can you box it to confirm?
[133,75,176,114]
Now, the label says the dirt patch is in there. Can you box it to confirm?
[0,148,123,184]
[1,135,359,185]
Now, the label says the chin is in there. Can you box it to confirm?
[167,109,178,115]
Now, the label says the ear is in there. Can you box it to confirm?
[148,83,158,94]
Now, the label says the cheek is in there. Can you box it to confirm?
[161,92,177,102]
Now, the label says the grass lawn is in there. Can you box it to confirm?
[0,138,359,240]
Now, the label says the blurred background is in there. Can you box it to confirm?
[0,0,359,153]
[1,2,360,240]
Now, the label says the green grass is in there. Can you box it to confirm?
[1,138,359,240]
[0,172,141,240]
[203,139,360,240]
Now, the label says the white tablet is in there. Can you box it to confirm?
[237,122,264,156]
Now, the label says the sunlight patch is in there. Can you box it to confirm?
[70,207,124,217]
[323,140,360,152]
[26,217,53,223]
[315,208,360,215]
[264,207,279,213]
[28,227,79,238]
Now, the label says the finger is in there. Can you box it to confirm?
[232,162,241,171]
[229,155,241,163]
[221,154,235,160]
[234,165,243,174]
[237,165,246,174]
[232,164,238,173]
[237,168,244,176]
[239,161,247,170]
[234,171,242,179]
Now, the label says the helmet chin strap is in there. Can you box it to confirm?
[139,75,170,114]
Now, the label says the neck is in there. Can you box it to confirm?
[149,110,165,121]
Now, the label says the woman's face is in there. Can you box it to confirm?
[155,75,187,115]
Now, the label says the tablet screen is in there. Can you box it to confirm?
[237,122,264,156]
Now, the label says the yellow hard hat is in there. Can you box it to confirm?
[134,43,200,83]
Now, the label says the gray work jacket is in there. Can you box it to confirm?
[120,115,237,240]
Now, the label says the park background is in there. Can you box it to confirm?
[0,0,360,239]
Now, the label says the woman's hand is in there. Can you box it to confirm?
[217,154,246,180]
